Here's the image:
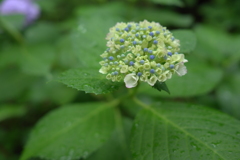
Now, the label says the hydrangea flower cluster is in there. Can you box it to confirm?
[99,20,188,88]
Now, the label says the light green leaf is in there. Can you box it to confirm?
[57,68,123,94]
[216,74,240,119]
[151,0,183,7]
[172,29,197,53]
[20,102,116,160]
[0,105,26,122]
[131,102,240,160]
[20,44,55,76]
[138,56,223,97]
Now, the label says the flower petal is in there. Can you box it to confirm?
[176,63,187,76]
[124,73,139,88]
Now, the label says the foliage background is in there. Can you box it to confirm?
[0,0,240,160]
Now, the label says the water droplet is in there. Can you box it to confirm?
[94,133,99,138]
[78,25,87,33]
[82,151,89,158]
[190,142,201,151]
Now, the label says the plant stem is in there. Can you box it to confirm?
[0,16,24,44]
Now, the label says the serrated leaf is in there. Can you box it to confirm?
[20,102,116,160]
[172,29,196,53]
[57,68,123,94]
[138,56,223,97]
[151,0,183,7]
[131,102,240,160]
[152,81,170,94]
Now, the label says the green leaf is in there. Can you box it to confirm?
[152,81,170,94]
[172,29,197,54]
[20,102,116,160]
[138,56,223,97]
[0,14,24,30]
[194,25,240,64]
[86,113,132,160]
[57,68,123,94]
[0,105,26,122]
[129,8,193,28]
[24,22,60,44]
[20,44,55,76]
[0,68,35,102]
[150,0,183,7]
[28,79,78,105]
[216,74,240,119]
[131,102,240,160]
[70,15,122,69]
[0,44,21,70]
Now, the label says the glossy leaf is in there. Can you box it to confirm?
[172,29,197,54]
[20,102,116,160]
[57,68,123,94]
[131,102,240,160]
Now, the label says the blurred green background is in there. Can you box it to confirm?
[0,0,240,159]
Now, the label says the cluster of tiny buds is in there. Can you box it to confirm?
[99,20,188,88]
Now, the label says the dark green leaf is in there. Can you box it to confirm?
[87,115,132,160]
[138,56,223,97]
[20,44,55,76]
[131,102,240,160]
[152,81,170,94]
[216,74,240,119]
[20,102,116,160]
[24,22,60,44]
[0,105,26,122]
[57,68,123,94]
[151,0,183,7]
[172,29,197,53]
[0,68,35,102]
[70,15,123,69]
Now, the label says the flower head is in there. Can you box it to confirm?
[0,0,40,25]
[99,20,188,88]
